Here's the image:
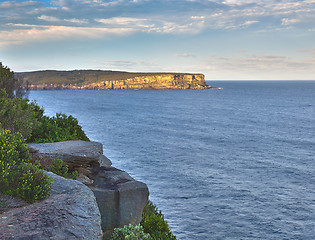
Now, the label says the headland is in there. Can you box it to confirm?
[15,70,211,90]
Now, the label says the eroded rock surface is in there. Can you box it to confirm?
[0,172,103,240]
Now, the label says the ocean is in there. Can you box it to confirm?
[29,80,315,240]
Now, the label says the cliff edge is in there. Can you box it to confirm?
[16,70,211,90]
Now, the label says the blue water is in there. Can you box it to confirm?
[29,81,315,240]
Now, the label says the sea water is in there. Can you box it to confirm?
[29,81,315,239]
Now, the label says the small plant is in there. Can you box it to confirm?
[141,201,176,240]
[110,224,152,240]
[0,200,8,208]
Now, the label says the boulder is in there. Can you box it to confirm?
[90,166,149,238]
[0,172,103,240]
[28,140,112,178]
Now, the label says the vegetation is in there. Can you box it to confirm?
[0,62,26,98]
[0,63,84,203]
[0,89,39,139]
[108,201,176,240]
[110,224,152,240]
[29,112,89,143]
[141,201,176,240]
[0,128,52,202]
[15,70,197,86]
[31,156,78,180]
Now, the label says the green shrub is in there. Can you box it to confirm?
[141,201,176,240]
[0,90,39,139]
[32,157,78,180]
[0,128,51,202]
[29,112,89,143]
[110,224,152,240]
[0,62,26,99]
[7,162,52,202]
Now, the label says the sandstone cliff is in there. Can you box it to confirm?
[16,70,210,90]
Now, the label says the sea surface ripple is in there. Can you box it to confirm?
[29,81,315,239]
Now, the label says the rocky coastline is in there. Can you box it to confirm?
[0,140,149,239]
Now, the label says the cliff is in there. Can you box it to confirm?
[15,70,210,90]
[1,140,149,239]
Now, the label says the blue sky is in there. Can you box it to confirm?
[1,0,314,80]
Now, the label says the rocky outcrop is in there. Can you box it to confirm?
[0,172,103,240]
[28,140,149,238]
[90,166,149,238]
[28,140,112,179]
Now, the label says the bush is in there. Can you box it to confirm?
[31,156,78,180]
[29,112,89,143]
[141,201,176,240]
[0,62,26,99]
[0,90,39,139]
[0,128,51,202]
[7,162,52,202]
[110,224,152,240]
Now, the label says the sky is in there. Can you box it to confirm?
[0,0,314,80]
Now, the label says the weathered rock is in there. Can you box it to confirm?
[0,192,28,214]
[0,172,103,240]
[90,166,149,238]
[27,140,149,238]
[28,140,112,178]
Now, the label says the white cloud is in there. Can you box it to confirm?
[65,19,89,24]
[96,17,152,28]
[0,25,133,46]
[38,15,61,22]
[242,20,259,26]
[281,18,300,26]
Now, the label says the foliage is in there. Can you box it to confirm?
[141,201,176,240]
[0,90,39,139]
[31,156,78,180]
[6,162,52,202]
[0,62,26,98]
[0,128,51,202]
[110,224,152,240]
[28,112,89,143]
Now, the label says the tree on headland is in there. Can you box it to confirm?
[0,62,27,98]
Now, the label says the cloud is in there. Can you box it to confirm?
[89,59,159,72]
[281,18,300,25]
[175,53,196,58]
[95,16,205,34]
[0,25,133,46]
[1,0,314,46]
[37,15,89,24]
[38,15,60,22]
[205,52,315,79]
[0,0,39,8]
[95,17,154,29]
